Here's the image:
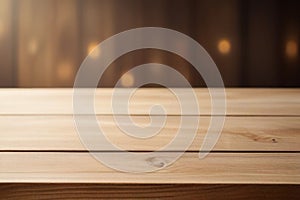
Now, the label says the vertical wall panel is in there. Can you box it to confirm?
[53,0,80,87]
[18,0,56,87]
[17,0,79,87]
[244,0,281,86]
[195,0,242,86]
[113,0,143,87]
[165,0,195,86]
[81,0,119,87]
[281,0,300,86]
[0,0,14,87]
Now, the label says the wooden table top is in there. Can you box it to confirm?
[0,88,299,185]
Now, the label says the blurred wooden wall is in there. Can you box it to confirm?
[0,0,14,87]
[0,0,299,87]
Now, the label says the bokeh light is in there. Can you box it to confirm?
[218,39,231,54]
[120,72,134,87]
[285,40,298,60]
[57,61,73,81]
[27,39,38,55]
[87,42,101,59]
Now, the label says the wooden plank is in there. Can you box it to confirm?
[0,116,299,151]
[0,88,299,115]
[0,183,299,200]
[0,152,299,184]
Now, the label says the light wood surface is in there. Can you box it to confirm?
[0,116,299,151]
[0,88,299,115]
[0,152,299,184]
[0,88,299,188]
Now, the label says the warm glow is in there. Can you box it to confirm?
[57,61,73,81]
[120,73,134,87]
[285,40,298,60]
[218,39,231,54]
[28,39,38,55]
[87,42,101,58]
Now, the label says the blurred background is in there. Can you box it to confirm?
[0,0,299,87]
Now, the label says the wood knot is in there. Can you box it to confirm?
[146,157,166,168]
[272,138,278,143]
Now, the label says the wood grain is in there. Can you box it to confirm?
[0,152,299,184]
[0,184,299,200]
[0,88,299,115]
[0,116,299,151]
[0,88,299,188]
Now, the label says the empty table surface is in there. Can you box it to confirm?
[0,88,299,199]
